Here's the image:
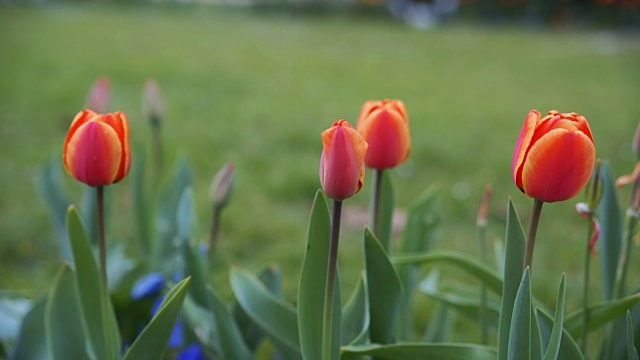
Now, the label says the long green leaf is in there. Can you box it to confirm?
[508,267,531,360]
[35,156,72,262]
[10,297,48,360]
[230,268,301,359]
[598,160,623,301]
[341,343,497,360]
[341,274,369,346]
[67,206,120,360]
[537,308,584,360]
[45,264,88,360]
[182,296,220,354]
[122,277,191,360]
[628,311,639,360]
[419,271,500,330]
[543,274,566,360]
[498,199,527,360]
[298,191,340,360]
[565,293,640,339]
[365,227,403,345]
[423,303,454,343]
[393,250,503,295]
[371,170,395,253]
[396,187,439,341]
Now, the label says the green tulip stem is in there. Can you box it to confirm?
[478,223,488,345]
[96,185,107,290]
[581,212,594,354]
[322,200,343,360]
[523,198,544,272]
[614,212,639,298]
[209,205,222,261]
[150,115,163,189]
[372,169,383,238]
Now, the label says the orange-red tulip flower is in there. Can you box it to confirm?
[63,110,131,187]
[320,120,368,201]
[356,99,410,169]
[512,110,595,203]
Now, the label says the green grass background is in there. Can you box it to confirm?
[1,4,640,344]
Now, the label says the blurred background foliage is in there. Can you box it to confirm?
[0,0,639,343]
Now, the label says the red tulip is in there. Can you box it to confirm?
[63,110,131,187]
[320,120,368,201]
[356,99,410,169]
[512,110,595,203]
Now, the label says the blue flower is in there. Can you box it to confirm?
[177,344,206,360]
[130,272,166,300]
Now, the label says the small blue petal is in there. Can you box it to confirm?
[130,272,165,300]
[177,344,205,360]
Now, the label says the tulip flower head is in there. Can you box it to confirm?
[512,110,595,203]
[320,120,368,201]
[63,110,131,187]
[356,99,410,169]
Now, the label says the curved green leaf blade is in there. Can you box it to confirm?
[628,311,639,360]
[341,343,497,360]
[565,293,640,339]
[230,268,301,358]
[67,206,120,360]
[508,267,531,360]
[182,296,220,354]
[341,274,369,346]
[298,191,341,360]
[543,274,566,360]
[371,170,394,253]
[365,227,403,345]
[10,297,48,360]
[537,308,584,360]
[597,160,623,301]
[498,199,527,360]
[122,277,191,360]
[45,264,89,360]
[393,250,503,295]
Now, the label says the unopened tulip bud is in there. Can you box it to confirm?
[585,159,603,211]
[85,76,110,114]
[320,120,368,201]
[142,79,165,127]
[512,110,596,203]
[476,186,492,227]
[209,163,235,209]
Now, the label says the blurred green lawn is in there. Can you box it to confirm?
[1,4,640,342]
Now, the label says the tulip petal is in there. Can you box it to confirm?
[358,108,410,169]
[522,128,595,202]
[100,112,131,182]
[65,121,122,186]
[512,110,540,189]
[63,110,98,172]
[321,120,367,200]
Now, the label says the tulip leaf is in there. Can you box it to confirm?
[536,307,584,360]
[340,343,497,360]
[35,155,72,263]
[155,156,192,273]
[371,170,395,253]
[66,206,121,360]
[393,250,503,295]
[498,199,527,360]
[183,240,252,360]
[543,274,566,360]
[419,271,500,331]
[230,268,301,359]
[176,187,195,242]
[564,293,640,339]
[0,294,31,354]
[10,296,48,360]
[365,227,403,345]
[423,302,454,343]
[627,311,639,360]
[597,160,623,301]
[182,296,221,354]
[508,267,531,360]
[341,273,369,346]
[132,142,151,253]
[122,277,191,360]
[396,187,439,340]
[45,264,89,360]
[297,190,341,360]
